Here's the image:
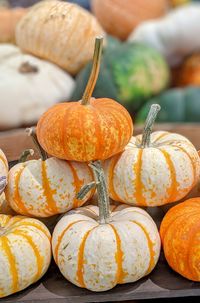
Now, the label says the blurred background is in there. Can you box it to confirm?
[1,0,200,131]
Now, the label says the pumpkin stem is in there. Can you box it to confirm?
[81,36,103,105]
[89,160,110,224]
[141,104,161,148]
[18,149,34,163]
[26,128,48,161]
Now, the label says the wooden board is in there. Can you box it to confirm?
[0,124,200,303]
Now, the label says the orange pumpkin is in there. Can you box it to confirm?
[160,197,200,281]
[91,0,168,40]
[0,7,27,43]
[175,54,200,87]
[37,37,133,162]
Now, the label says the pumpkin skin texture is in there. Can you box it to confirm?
[0,7,27,43]
[71,42,169,113]
[6,157,94,217]
[104,131,200,206]
[0,44,75,129]
[91,0,168,40]
[0,149,8,195]
[15,0,104,75]
[52,204,160,291]
[136,87,200,123]
[37,98,133,162]
[175,54,200,87]
[0,193,15,215]
[160,198,200,281]
[0,214,51,298]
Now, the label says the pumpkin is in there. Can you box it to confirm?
[71,40,169,113]
[0,214,51,298]
[15,0,104,75]
[174,54,200,87]
[0,44,75,129]
[6,130,94,217]
[37,37,133,162]
[104,104,200,206]
[136,87,200,123]
[91,0,168,41]
[129,4,200,67]
[0,7,27,43]
[0,149,8,195]
[160,197,200,281]
[0,193,15,215]
[52,160,160,291]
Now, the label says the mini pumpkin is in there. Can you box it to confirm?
[104,104,200,206]
[52,160,160,292]
[6,129,94,217]
[0,7,27,43]
[160,197,200,281]
[0,214,51,298]
[0,44,74,129]
[0,193,15,215]
[91,0,168,40]
[0,149,8,195]
[37,37,133,162]
[15,0,104,75]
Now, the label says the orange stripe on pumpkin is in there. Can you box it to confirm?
[12,231,43,281]
[76,226,97,288]
[160,149,179,202]
[1,237,19,292]
[153,132,169,143]
[13,221,50,240]
[133,149,146,206]
[41,161,58,215]
[13,166,29,216]
[67,162,84,208]
[108,155,124,202]
[131,221,155,275]
[109,224,126,284]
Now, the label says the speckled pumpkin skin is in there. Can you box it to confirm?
[160,198,200,281]
[52,204,160,291]
[37,98,133,162]
[15,0,104,75]
[0,149,8,179]
[0,214,51,298]
[104,131,200,206]
[6,157,94,217]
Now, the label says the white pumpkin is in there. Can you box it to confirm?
[129,4,200,66]
[0,44,75,128]
[0,149,8,195]
[52,204,160,291]
[6,157,94,217]
[0,214,51,298]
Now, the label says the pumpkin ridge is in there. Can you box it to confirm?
[130,220,155,275]
[66,162,84,208]
[92,107,103,160]
[62,104,75,160]
[112,209,150,220]
[186,221,200,280]
[76,226,97,287]
[0,237,19,293]
[12,222,50,241]
[13,166,29,216]
[152,132,170,143]
[108,155,124,202]
[133,149,147,206]
[109,224,126,284]
[12,230,43,282]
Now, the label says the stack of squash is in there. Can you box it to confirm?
[1,34,200,299]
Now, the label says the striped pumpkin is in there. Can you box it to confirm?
[52,204,160,291]
[6,157,94,217]
[0,193,15,215]
[0,214,51,298]
[104,131,200,206]
[160,197,200,281]
[0,149,8,195]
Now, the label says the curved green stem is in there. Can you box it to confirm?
[140,104,161,148]
[18,149,34,163]
[81,36,103,105]
[26,128,48,161]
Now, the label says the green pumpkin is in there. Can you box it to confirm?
[136,87,200,123]
[71,39,170,112]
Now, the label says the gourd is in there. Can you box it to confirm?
[0,193,15,215]
[71,40,169,113]
[129,4,200,66]
[136,87,200,123]
[6,129,94,217]
[52,162,161,291]
[91,0,168,40]
[0,7,27,43]
[15,0,105,75]
[0,149,8,195]
[0,44,75,129]
[160,197,200,281]
[0,214,51,298]
[175,54,200,86]
[37,37,133,162]
[104,104,200,206]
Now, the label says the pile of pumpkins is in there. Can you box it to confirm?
[1,35,200,299]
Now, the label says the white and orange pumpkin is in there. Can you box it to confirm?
[0,149,8,195]
[104,105,200,206]
[0,214,51,298]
